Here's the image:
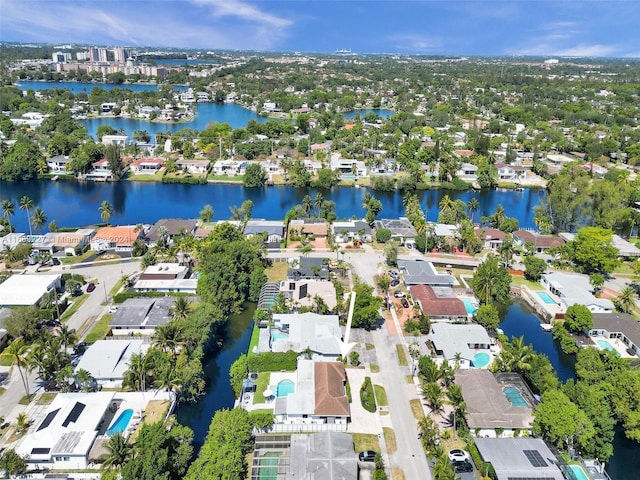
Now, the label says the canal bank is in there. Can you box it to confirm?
[499,299,639,479]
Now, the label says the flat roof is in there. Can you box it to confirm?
[0,274,60,306]
[455,369,534,430]
[289,432,357,480]
[272,313,341,356]
[398,259,454,286]
[474,437,564,480]
[542,272,614,310]
[430,323,491,361]
[109,297,173,328]
[75,339,144,381]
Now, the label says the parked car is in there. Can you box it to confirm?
[387,270,399,278]
[52,257,61,266]
[358,450,377,462]
[73,341,87,354]
[452,460,473,473]
[448,449,471,462]
[108,305,118,314]
[390,278,400,287]
[394,291,406,298]
[401,298,410,308]
[46,319,61,328]
[86,283,96,292]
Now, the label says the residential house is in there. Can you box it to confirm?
[46,155,72,173]
[279,279,337,311]
[244,219,286,245]
[397,259,454,287]
[541,272,614,313]
[456,162,478,181]
[274,360,350,430]
[53,229,93,256]
[133,263,197,293]
[90,226,142,252]
[455,369,535,437]
[130,158,164,175]
[329,157,368,177]
[0,274,61,307]
[75,339,145,388]
[582,162,608,179]
[513,230,565,253]
[410,285,467,322]
[260,313,342,360]
[102,134,128,147]
[496,163,526,182]
[332,220,372,243]
[146,219,197,246]
[109,297,174,336]
[430,323,492,368]
[289,219,328,244]
[90,158,112,178]
[175,159,210,174]
[590,313,640,357]
[475,227,506,250]
[374,218,418,247]
[212,159,247,176]
[474,438,564,480]
[259,159,284,176]
[288,257,330,281]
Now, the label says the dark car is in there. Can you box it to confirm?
[358,450,377,462]
[44,380,60,392]
[390,278,400,287]
[46,319,61,327]
[73,341,87,354]
[452,460,473,473]
[86,283,96,292]
[52,257,61,266]
[401,298,410,308]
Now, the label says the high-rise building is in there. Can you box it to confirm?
[52,52,66,63]
[88,47,100,62]
[113,47,131,63]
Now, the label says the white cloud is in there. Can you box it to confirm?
[387,34,443,53]
[192,0,292,29]
[512,42,620,58]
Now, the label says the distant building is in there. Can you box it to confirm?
[0,274,61,307]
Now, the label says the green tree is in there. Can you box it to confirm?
[614,286,637,314]
[384,240,399,267]
[200,204,214,223]
[564,304,593,333]
[568,227,619,274]
[102,432,132,470]
[589,273,605,295]
[467,197,479,223]
[0,449,27,476]
[475,304,500,331]
[351,282,383,330]
[99,200,113,224]
[229,354,248,398]
[472,254,511,304]
[243,163,266,187]
[32,207,47,233]
[105,144,125,181]
[523,256,546,281]
[2,199,15,232]
[376,227,391,243]
[19,195,33,235]
[0,338,31,398]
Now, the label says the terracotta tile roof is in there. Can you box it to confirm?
[314,362,349,417]
[513,230,565,249]
[93,226,140,247]
[410,284,467,317]
[475,227,506,241]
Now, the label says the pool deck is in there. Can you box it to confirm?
[517,285,563,321]
[587,335,635,358]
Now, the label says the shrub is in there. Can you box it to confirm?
[162,176,207,185]
[112,291,166,303]
[376,228,391,243]
[247,351,298,372]
[360,376,377,413]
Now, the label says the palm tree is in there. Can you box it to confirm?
[57,324,77,352]
[302,195,313,216]
[423,381,444,414]
[32,207,48,233]
[74,369,93,392]
[123,353,148,391]
[19,196,33,236]
[467,197,479,223]
[170,296,190,321]
[16,412,29,433]
[199,204,214,223]
[313,192,324,217]
[2,200,15,232]
[615,286,637,314]
[102,432,132,469]
[99,200,113,224]
[152,323,183,358]
[501,336,533,372]
[1,339,31,398]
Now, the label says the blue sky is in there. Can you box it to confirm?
[2,1,639,58]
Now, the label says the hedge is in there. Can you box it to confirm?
[162,176,207,185]
[113,291,167,303]
[360,376,377,413]
[247,350,298,372]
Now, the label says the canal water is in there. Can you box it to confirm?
[0,180,542,234]
[499,300,639,479]
[176,304,255,447]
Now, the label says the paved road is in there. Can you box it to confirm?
[0,260,141,422]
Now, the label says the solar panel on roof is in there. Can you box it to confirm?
[62,402,85,427]
[31,447,50,454]
[523,449,548,467]
[37,408,60,431]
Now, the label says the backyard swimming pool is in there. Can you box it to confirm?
[503,386,528,407]
[596,339,620,356]
[472,352,491,368]
[567,464,590,480]
[462,298,477,314]
[271,329,289,343]
[536,291,556,305]
[106,409,133,436]
[276,379,295,397]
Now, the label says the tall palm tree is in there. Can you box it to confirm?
[16,412,29,433]
[1,338,31,398]
[153,323,183,358]
[302,195,313,216]
[19,196,34,236]
[32,207,48,234]
[2,200,15,232]
[501,336,533,372]
[57,324,77,352]
[422,381,444,414]
[102,432,132,469]
[467,197,479,223]
[313,192,324,217]
[123,353,148,391]
[170,296,190,321]
[615,286,637,314]
[99,200,113,224]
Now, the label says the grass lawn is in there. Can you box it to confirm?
[391,468,406,480]
[384,427,397,454]
[405,375,414,383]
[265,262,289,282]
[351,433,380,453]
[36,393,57,405]
[374,385,388,406]
[109,278,124,297]
[144,400,171,425]
[396,344,408,366]
[60,250,96,265]
[248,325,260,358]
[19,395,33,405]
[509,275,544,289]
[410,399,425,421]
[61,294,89,321]
[128,171,164,182]
[84,314,113,343]
[252,372,271,404]
[370,363,380,373]
[208,174,243,182]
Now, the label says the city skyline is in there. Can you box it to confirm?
[2,0,640,58]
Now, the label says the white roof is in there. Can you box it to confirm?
[75,339,144,381]
[0,274,60,306]
[431,323,492,361]
[272,313,341,356]
[283,359,316,415]
[142,263,188,276]
[16,392,115,460]
[134,278,197,292]
[542,272,614,310]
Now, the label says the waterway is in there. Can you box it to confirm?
[499,301,639,479]
[16,80,181,94]
[0,180,541,234]
[176,304,255,446]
